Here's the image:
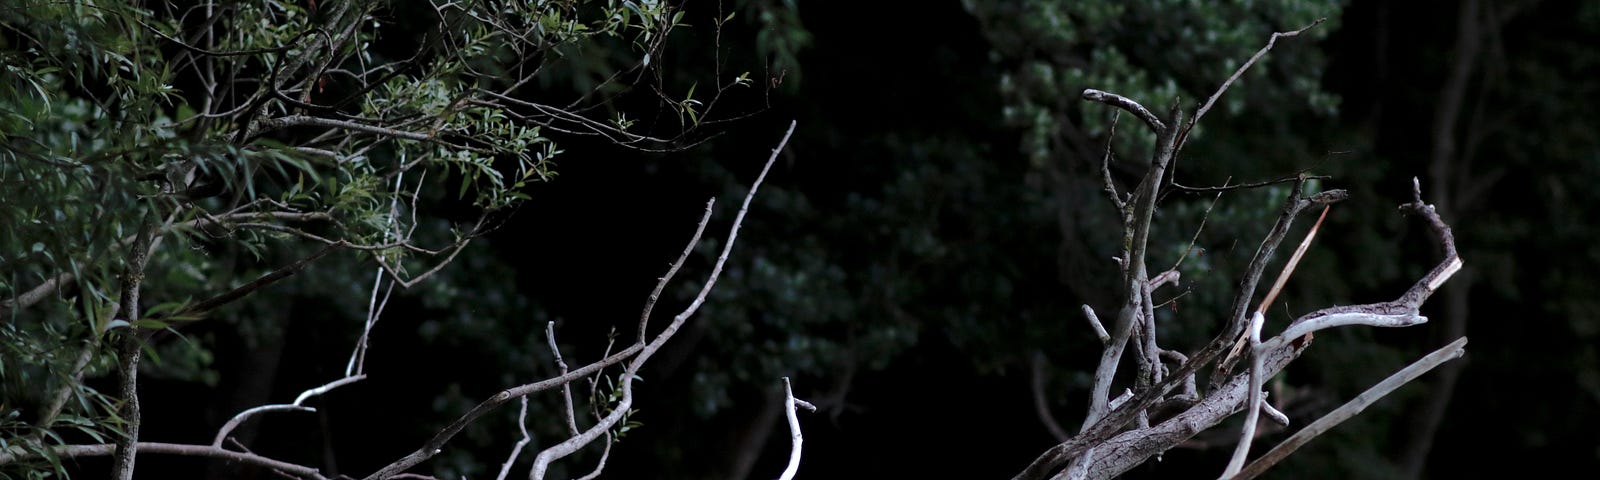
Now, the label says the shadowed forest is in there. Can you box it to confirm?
[2,1,1597,479]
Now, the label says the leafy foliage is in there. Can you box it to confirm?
[1,0,767,476]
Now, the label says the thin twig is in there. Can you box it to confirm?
[494,397,532,480]
[1190,19,1327,129]
[1080,305,1111,345]
[1258,205,1330,314]
[212,375,365,447]
[1031,352,1071,442]
[570,432,613,480]
[547,322,580,436]
[1172,174,1331,194]
[1171,187,1226,270]
[1099,112,1127,217]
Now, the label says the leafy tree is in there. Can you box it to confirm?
[0,0,786,478]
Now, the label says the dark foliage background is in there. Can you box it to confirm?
[6,0,1597,478]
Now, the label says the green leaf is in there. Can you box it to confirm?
[131,319,169,330]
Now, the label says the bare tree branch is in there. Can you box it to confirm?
[1011,184,1343,480]
[1081,90,1165,133]
[212,375,365,447]
[1220,311,1268,478]
[1080,305,1111,345]
[110,222,155,480]
[0,272,74,310]
[1098,111,1128,217]
[547,322,581,436]
[1171,173,1331,194]
[777,377,812,480]
[495,397,533,480]
[1233,337,1469,480]
[1023,179,1459,480]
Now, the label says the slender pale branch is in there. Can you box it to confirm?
[212,375,365,447]
[546,322,581,436]
[777,377,810,480]
[1172,174,1331,194]
[1080,305,1111,345]
[1220,312,1267,478]
[255,114,431,141]
[494,397,532,480]
[1258,205,1330,313]
[1098,111,1127,217]
[1031,352,1070,442]
[212,405,313,447]
[1221,202,1332,374]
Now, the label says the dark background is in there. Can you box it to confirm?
[104,0,1600,478]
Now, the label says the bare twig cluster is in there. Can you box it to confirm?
[1015,20,1469,480]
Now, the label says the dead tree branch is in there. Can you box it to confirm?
[1233,337,1469,480]
[1012,18,1474,480]
[777,377,815,480]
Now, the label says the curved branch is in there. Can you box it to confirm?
[1081,89,1165,134]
